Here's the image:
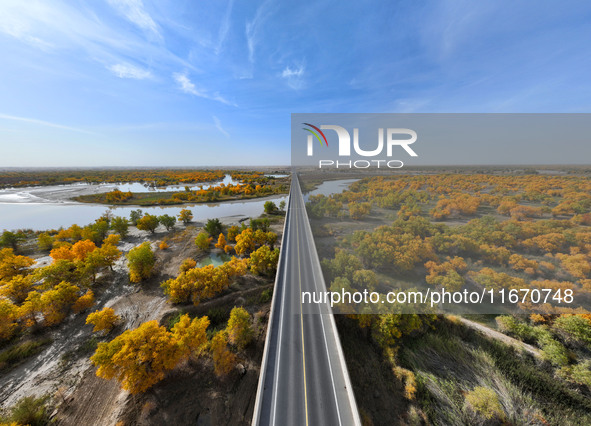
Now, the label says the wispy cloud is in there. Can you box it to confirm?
[245,0,274,65]
[215,0,234,55]
[173,72,237,106]
[281,64,305,89]
[108,63,152,79]
[173,72,204,96]
[0,1,145,63]
[0,113,94,134]
[107,0,161,39]
[281,65,304,78]
[213,116,230,138]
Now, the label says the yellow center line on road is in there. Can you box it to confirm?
[296,191,310,426]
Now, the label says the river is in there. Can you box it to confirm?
[0,176,352,231]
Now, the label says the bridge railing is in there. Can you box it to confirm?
[251,179,292,425]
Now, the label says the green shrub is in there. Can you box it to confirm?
[0,339,52,371]
[1,395,49,426]
[558,360,591,388]
[554,315,591,345]
[464,386,504,420]
[260,288,273,304]
[204,218,223,237]
[195,232,212,251]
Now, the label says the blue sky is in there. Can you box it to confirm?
[0,0,590,167]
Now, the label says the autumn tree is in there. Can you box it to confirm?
[352,269,378,291]
[349,202,371,220]
[178,208,193,225]
[103,234,120,246]
[94,241,121,272]
[556,253,591,279]
[0,248,34,280]
[235,229,255,255]
[264,201,277,214]
[171,314,209,356]
[91,315,209,393]
[136,214,160,234]
[210,331,236,377]
[227,225,240,242]
[248,245,279,276]
[180,258,197,273]
[215,233,227,250]
[50,244,75,262]
[226,307,253,350]
[126,242,155,283]
[86,307,120,333]
[72,290,95,313]
[32,259,80,288]
[0,299,19,340]
[266,231,278,249]
[91,320,186,393]
[321,249,363,283]
[508,254,539,275]
[38,281,80,326]
[71,240,98,261]
[111,216,130,238]
[161,258,247,305]
[37,232,54,251]
[424,257,467,291]
[195,232,212,251]
[0,275,34,304]
[470,268,526,291]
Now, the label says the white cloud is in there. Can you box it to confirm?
[281,65,304,78]
[0,113,93,134]
[215,0,234,55]
[213,116,230,138]
[281,64,305,89]
[108,63,152,79]
[173,72,203,96]
[173,72,237,106]
[246,0,274,65]
[107,0,161,38]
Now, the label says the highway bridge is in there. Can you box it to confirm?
[252,175,361,426]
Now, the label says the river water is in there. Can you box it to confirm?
[303,178,359,202]
[0,176,351,232]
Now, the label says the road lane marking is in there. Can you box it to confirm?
[298,179,343,426]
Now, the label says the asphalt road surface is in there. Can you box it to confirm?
[253,175,361,426]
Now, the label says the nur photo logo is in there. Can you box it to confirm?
[301,121,418,169]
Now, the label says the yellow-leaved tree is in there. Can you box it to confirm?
[91,314,209,393]
[126,242,155,283]
[210,330,236,377]
[226,307,253,350]
[215,233,227,250]
[86,307,120,333]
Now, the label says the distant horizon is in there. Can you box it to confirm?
[1,163,590,171]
